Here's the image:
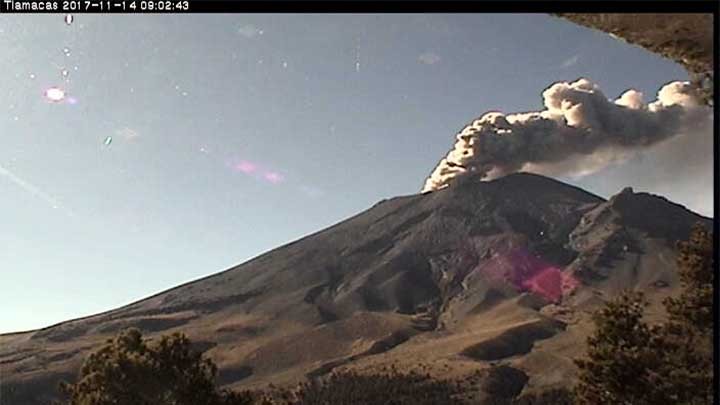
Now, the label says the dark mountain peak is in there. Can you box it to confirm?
[441,172,603,201]
[424,173,604,227]
[603,186,710,240]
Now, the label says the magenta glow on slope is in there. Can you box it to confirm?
[477,247,577,303]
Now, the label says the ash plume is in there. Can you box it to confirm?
[422,78,711,192]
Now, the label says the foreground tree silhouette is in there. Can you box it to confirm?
[56,328,254,405]
[664,224,714,335]
[575,224,714,405]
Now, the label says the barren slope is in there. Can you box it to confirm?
[0,173,710,404]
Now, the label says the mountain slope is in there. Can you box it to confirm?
[0,173,710,404]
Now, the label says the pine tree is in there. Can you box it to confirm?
[574,292,663,405]
[665,223,714,335]
[659,223,714,404]
[575,224,714,405]
[56,328,254,405]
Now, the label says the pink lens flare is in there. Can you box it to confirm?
[520,267,566,303]
[475,247,579,303]
[263,172,284,184]
[234,161,257,174]
[226,158,287,186]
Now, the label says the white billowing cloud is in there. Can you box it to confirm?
[418,51,441,65]
[614,89,644,109]
[422,78,712,194]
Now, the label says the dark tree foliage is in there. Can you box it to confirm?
[658,223,714,404]
[574,292,667,405]
[56,328,255,405]
[665,223,714,335]
[282,370,462,405]
[575,224,714,405]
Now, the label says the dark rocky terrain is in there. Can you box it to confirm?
[0,173,711,405]
[555,13,714,105]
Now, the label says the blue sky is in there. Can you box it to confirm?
[0,14,710,333]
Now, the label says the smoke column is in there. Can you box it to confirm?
[422,78,710,192]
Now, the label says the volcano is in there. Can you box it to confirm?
[0,173,711,404]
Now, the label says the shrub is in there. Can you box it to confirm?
[56,328,254,405]
[574,224,714,405]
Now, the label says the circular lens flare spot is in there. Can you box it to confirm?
[44,87,66,103]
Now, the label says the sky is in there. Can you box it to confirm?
[0,14,712,333]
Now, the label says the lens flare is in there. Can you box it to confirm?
[476,247,578,303]
[234,161,257,174]
[44,87,66,103]
[226,158,289,187]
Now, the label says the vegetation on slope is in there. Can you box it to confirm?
[574,224,714,405]
[54,328,256,405]
[53,225,713,405]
